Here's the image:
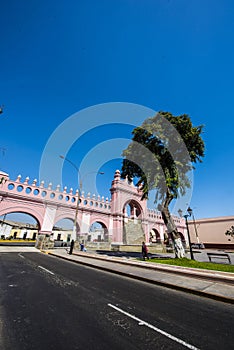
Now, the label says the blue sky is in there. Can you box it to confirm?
[1,0,234,220]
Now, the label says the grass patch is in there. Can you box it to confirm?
[149,257,234,273]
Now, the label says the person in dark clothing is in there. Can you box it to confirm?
[69,239,74,255]
[142,241,149,260]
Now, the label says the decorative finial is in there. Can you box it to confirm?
[16,175,22,182]
[24,176,29,184]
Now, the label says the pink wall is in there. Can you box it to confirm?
[188,216,234,244]
[0,169,187,244]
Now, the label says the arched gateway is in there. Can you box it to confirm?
[0,170,187,249]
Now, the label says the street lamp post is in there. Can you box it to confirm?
[178,208,194,260]
[187,206,199,244]
[60,155,104,243]
[184,213,194,260]
[60,155,81,242]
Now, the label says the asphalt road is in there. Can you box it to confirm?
[0,251,233,350]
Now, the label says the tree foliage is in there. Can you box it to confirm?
[121,111,205,258]
[121,111,205,206]
[225,226,234,238]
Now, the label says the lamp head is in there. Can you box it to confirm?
[187,207,193,216]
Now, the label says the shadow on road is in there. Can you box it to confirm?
[95,250,173,260]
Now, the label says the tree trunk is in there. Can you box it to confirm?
[159,193,185,258]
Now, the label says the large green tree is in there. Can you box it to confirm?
[121,111,205,258]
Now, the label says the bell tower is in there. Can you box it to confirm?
[110,170,149,244]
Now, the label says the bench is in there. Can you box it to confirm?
[207,252,231,264]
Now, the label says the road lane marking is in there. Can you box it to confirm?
[108,303,200,350]
[18,253,25,259]
[38,266,54,275]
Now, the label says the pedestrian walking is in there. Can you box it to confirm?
[69,239,74,255]
[142,241,149,260]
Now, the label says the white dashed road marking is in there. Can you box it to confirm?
[108,303,200,350]
[38,266,54,275]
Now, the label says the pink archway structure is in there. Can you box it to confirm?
[0,169,187,247]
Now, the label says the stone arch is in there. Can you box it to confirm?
[0,208,40,241]
[122,199,145,244]
[54,212,75,224]
[89,216,109,229]
[54,213,80,231]
[54,212,81,240]
[123,199,143,219]
[149,228,161,243]
[0,206,42,231]
[52,215,77,245]
[88,220,109,242]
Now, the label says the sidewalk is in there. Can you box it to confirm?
[45,248,234,304]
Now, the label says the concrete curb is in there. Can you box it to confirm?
[46,251,234,305]
[71,251,234,284]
